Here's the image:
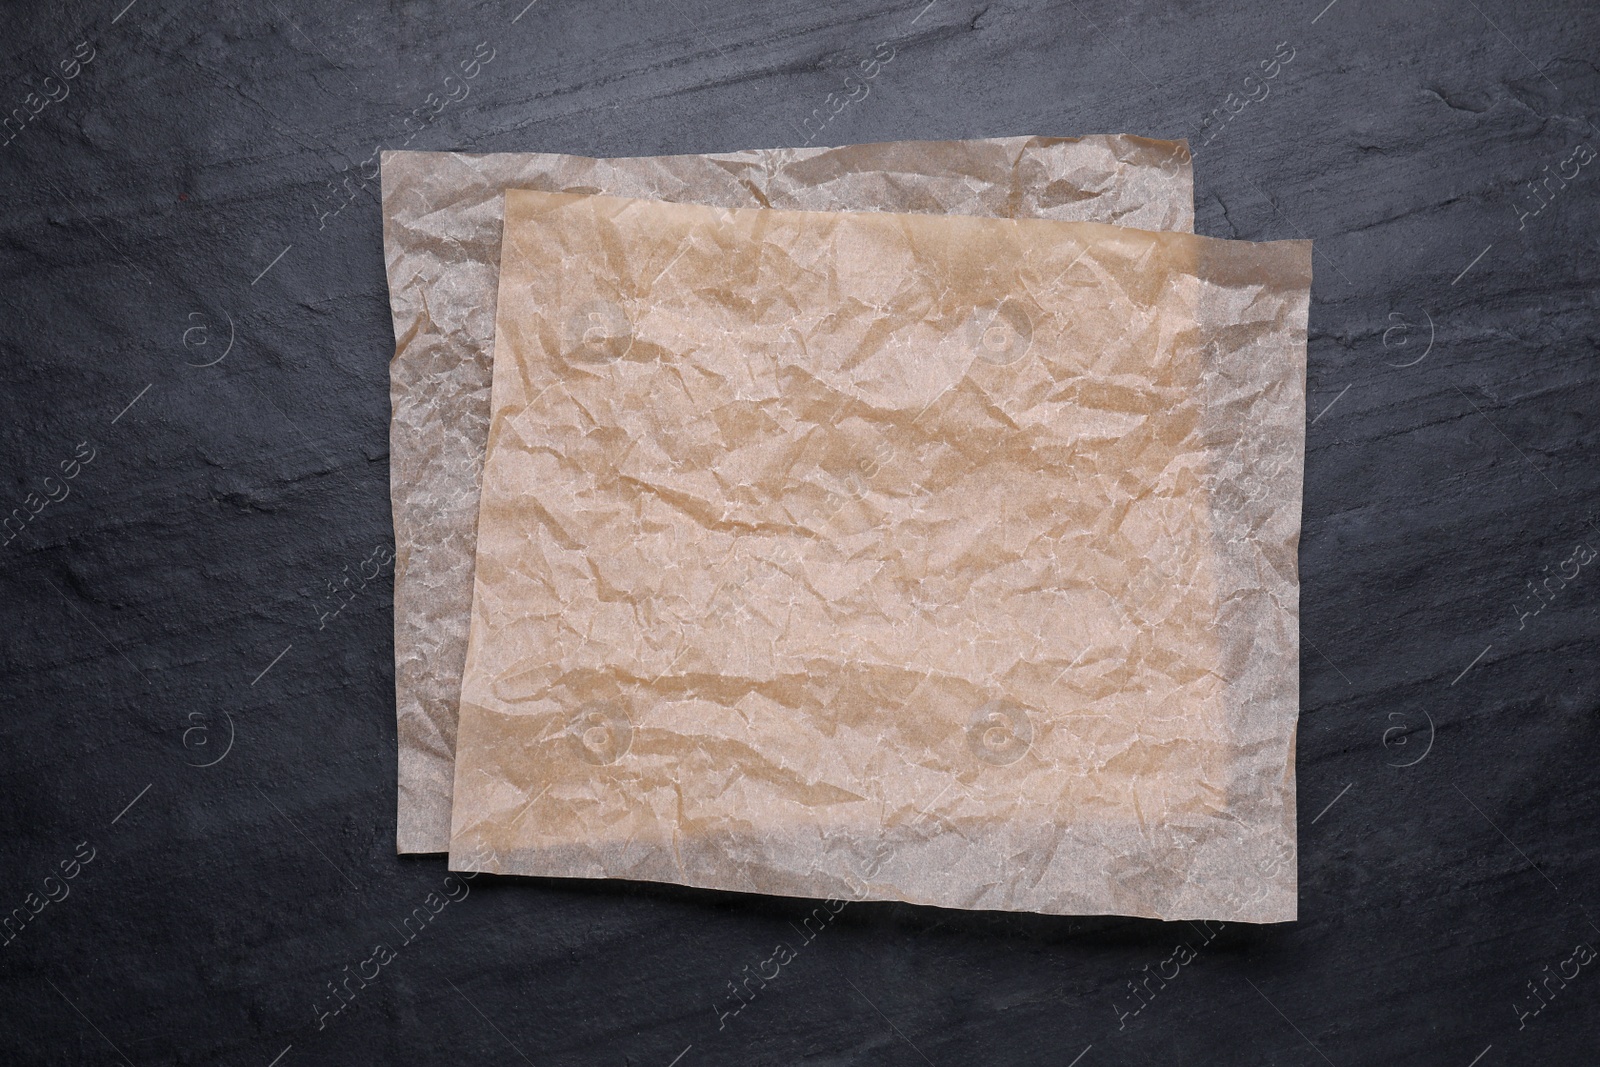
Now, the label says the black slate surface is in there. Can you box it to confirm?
[3,1,1599,1064]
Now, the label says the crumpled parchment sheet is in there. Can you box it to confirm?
[448,189,1308,922]
[383,135,1196,853]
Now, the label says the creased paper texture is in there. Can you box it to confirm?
[450,190,1308,922]
[383,136,1196,853]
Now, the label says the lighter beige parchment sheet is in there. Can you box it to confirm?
[383,136,1196,853]
[448,189,1308,922]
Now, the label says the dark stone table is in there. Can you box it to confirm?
[2,1,1597,1063]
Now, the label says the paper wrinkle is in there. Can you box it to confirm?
[383,136,1196,853]
[448,190,1307,922]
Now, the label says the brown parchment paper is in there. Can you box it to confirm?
[384,136,1196,853]
[449,189,1308,922]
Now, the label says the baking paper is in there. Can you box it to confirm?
[383,136,1196,853]
[449,189,1308,922]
